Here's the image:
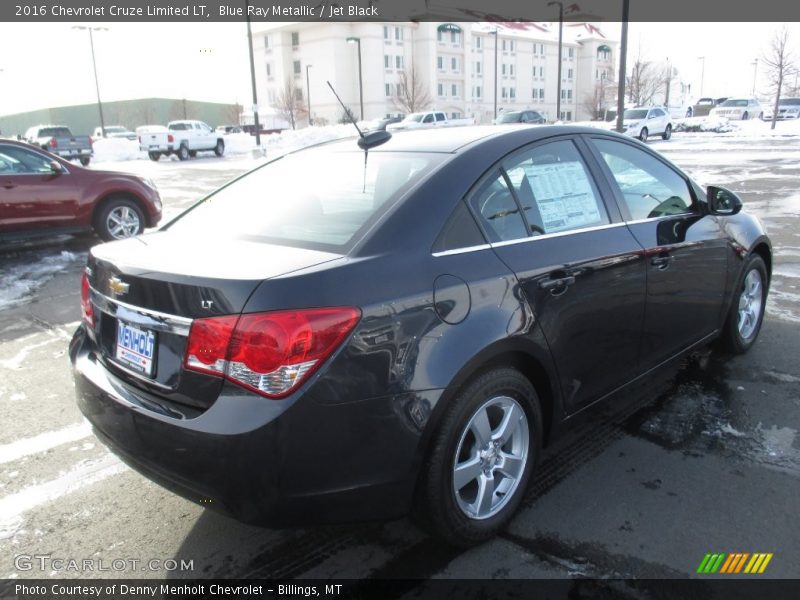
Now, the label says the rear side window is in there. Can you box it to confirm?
[592,138,695,220]
[169,149,443,251]
[468,171,528,242]
[502,139,609,235]
[433,202,486,253]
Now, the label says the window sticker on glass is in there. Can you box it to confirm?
[522,161,603,233]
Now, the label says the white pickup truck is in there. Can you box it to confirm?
[137,120,225,161]
[386,111,475,131]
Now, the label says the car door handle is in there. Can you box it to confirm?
[651,255,674,270]
[539,275,576,293]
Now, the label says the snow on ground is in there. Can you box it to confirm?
[91,124,356,164]
[0,250,82,311]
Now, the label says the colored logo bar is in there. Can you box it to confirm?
[697,553,773,574]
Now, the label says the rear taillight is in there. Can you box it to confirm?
[167,134,174,143]
[80,271,94,327]
[48,138,57,149]
[184,308,360,399]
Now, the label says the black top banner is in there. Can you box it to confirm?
[2,0,800,22]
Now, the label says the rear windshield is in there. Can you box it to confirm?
[720,99,748,107]
[779,98,800,106]
[39,127,72,137]
[168,148,443,251]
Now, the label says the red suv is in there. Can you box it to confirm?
[0,139,161,242]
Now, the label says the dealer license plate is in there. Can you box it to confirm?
[115,321,156,376]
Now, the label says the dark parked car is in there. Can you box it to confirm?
[496,110,546,124]
[70,126,771,546]
[0,139,162,242]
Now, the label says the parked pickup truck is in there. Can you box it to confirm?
[138,120,225,161]
[24,125,93,166]
[386,111,475,131]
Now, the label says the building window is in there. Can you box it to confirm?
[475,61,482,76]
[451,57,459,72]
[474,36,482,50]
[437,30,444,43]
[396,55,404,69]
[438,83,445,97]
[509,64,515,77]
[539,66,544,78]
[384,55,391,69]
[597,46,611,61]
[451,83,459,97]
[474,86,482,99]
[509,87,516,100]
[294,88,303,101]
[395,27,404,41]
[293,60,301,75]
[266,63,272,79]
[291,32,299,47]
[502,87,507,99]
[263,35,270,49]
[437,56,444,71]
[451,31,461,45]
[396,83,405,97]
[502,39,515,52]
[568,47,574,58]
[502,64,506,75]
[385,83,392,97]
[567,68,573,80]
[567,89,572,100]
[384,26,389,40]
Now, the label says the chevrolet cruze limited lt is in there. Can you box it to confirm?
[71,126,771,546]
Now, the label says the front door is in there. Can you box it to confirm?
[587,137,728,368]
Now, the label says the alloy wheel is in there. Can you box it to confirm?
[452,395,529,520]
[106,205,141,239]
[738,269,763,341]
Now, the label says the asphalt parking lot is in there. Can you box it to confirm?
[0,135,798,585]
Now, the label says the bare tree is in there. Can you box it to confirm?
[762,26,797,130]
[391,65,433,114]
[583,75,617,120]
[273,77,307,130]
[625,45,669,107]
[223,102,243,126]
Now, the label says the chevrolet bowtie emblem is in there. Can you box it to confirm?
[108,276,130,296]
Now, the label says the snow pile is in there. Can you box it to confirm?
[0,251,83,310]
[92,138,145,163]
[673,115,735,133]
[260,124,356,158]
[221,132,257,155]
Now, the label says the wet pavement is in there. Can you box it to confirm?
[0,134,798,583]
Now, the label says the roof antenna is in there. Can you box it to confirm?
[326,81,391,150]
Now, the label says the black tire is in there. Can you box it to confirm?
[720,255,768,354]
[214,139,225,157]
[148,151,161,162]
[758,112,764,120]
[95,197,145,241]
[418,367,542,547]
[662,124,672,140]
[686,107,693,118]
[79,156,91,166]
[742,111,749,121]
[178,145,190,161]
[639,127,648,142]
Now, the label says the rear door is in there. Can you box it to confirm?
[467,136,647,414]
[586,136,728,368]
[0,144,79,232]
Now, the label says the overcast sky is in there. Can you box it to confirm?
[0,21,798,117]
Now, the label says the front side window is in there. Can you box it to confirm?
[592,138,696,220]
[468,171,528,243]
[170,150,443,251]
[0,145,53,173]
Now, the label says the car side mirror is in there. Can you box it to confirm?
[707,185,742,216]
[49,161,63,174]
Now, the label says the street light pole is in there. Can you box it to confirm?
[306,64,313,126]
[73,26,108,137]
[615,0,629,133]
[490,29,498,120]
[698,56,706,97]
[245,0,261,146]
[751,58,759,96]
[347,37,364,119]
[548,1,564,121]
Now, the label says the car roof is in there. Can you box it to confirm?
[313,125,619,154]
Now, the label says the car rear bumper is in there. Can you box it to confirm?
[69,326,436,526]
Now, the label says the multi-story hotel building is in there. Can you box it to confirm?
[254,21,618,126]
